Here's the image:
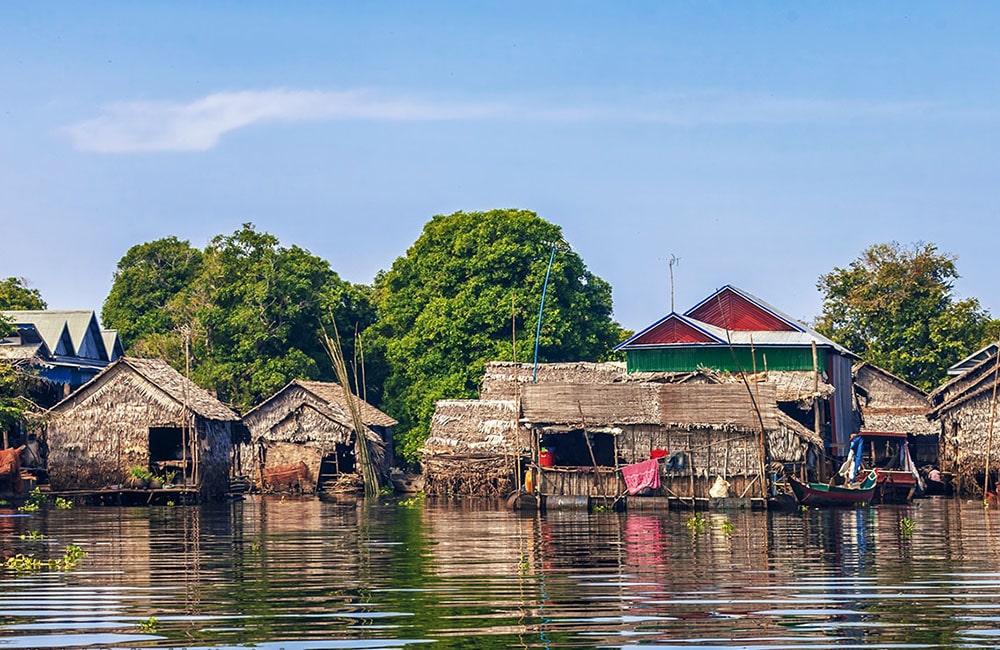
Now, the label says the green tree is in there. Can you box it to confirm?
[367,209,627,460]
[0,277,46,311]
[103,224,381,413]
[102,237,203,347]
[815,242,998,391]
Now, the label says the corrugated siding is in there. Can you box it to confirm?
[626,347,827,373]
[829,353,856,455]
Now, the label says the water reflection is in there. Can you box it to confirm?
[4,497,1000,647]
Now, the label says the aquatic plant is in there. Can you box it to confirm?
[19,487,45,512]
[685,513,707,534]
[718,519,735,535]
[399,492,426,508]
[4,545,86,573]
[900,517,915,536]
[136,616,158,633]
[19,530,45,540]
[54,497,73,510]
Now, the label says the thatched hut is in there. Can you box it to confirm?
[240,380,395,494]
[421,399,527,497]
[45,357,240,499]
[422,361,822,501]
[521,380,821,500]
[853,362,936,466]
[929,354,1000,494]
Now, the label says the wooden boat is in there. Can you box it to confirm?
[841,432,925,503]
[787,470,878,507]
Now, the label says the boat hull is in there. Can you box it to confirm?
[788,472,878,507]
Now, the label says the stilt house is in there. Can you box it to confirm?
[1,310,123,394]
[929,353,1000,494]
[45,357,240,499]
[421,361,822,501]
[615,285,858,459]
[853,362,937,466]
[241,380,395,494]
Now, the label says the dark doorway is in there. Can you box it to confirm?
[149,427,187,462]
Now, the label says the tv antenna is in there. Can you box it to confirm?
[668,254,680,312]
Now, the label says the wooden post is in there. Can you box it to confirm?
[811,340,825,481]
[984,349,1000,500]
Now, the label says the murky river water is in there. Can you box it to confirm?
[3,496,1000,648]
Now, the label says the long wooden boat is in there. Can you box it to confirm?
[787,470,878,507]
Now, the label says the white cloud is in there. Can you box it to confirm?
[61,87,957,154]
[61,89,507,153]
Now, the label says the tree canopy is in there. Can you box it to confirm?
[815,242,998,391]
[101,237,203,347]
[102,224,382,412]
[366,209,627,460]
[0,276,46,311]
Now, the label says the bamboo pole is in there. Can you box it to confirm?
[715,293,769,499]
[323,321,380,497]
[984,347,1000,500]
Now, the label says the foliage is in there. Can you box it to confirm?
[366,209,627,460]
[102,225,383,412]
[3,544,85,574]
[900,517,915,536]
[101,237,203,347]
[685,512,707,534]
[136,616,159,633]
[0,276,46,311]
[0,362,34,432]
[19,487,45,512]
[815,242,998,391]
[128,466,154,481]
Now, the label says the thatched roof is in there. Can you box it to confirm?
[51,356,240,421]
[422,399,522,457]
[290,380,397,427]
[480,361,627,399]
[521,382,779,431]
[929,353,1000,417]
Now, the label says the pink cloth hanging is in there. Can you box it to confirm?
[621,458,661,495]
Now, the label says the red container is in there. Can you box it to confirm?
[650,449,668,459]
[539,449,555,467]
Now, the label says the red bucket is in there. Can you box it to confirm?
[539,449,555,467]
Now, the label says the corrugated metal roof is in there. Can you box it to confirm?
[616,285,854,357]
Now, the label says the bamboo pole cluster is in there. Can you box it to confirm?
[322,323,380,497]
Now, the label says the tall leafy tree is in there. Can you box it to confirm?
[0,277,46,311]
[102,224,382,412]
[102,237,204,347]
[815,242,998,391]
[367,209,626,460]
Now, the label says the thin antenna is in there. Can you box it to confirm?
[668,255,680,312]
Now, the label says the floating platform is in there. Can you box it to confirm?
[41,486,204,506]
[509,492,766,513]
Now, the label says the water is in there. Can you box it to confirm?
[2,496,1000,648]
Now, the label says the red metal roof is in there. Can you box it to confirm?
[630,315,717,345]
[686,287,797,332]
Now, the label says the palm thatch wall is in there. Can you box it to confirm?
[421,399,524,497]
[45,357,238,499]
[241,381,389,493]
[930,355,1000,493]
[422,361,824,499]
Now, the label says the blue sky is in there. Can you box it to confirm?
[2,3,999,333]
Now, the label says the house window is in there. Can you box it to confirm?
[539,430,615,467]
[149,427,188,463]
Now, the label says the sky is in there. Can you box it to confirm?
[2,2,1000,334]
